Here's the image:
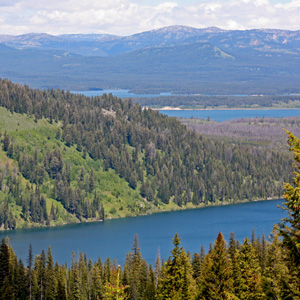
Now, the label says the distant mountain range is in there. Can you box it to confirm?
[0,25,299,94]
[1,25,299,57]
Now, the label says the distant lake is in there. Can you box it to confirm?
[0,199,285,266]
[160,109,300,121]
[73,90,272,99]
[72,90,300,121]
[73,89,172,98]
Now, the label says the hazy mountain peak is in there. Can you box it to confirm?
[203,26,225,33]
[0,34,14,43]
[1,25,300,58]
[58,33,119,42]
[150,25,199,33]
[134,25,224,38]
[17,32,54,38]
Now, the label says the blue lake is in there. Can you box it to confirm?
[73,89,172,98]
[160,109,300,122]
[73,90,300,121]
[0,199,285,266]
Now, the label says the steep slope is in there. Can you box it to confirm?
[0,79,293,229]
[0,107,156,230]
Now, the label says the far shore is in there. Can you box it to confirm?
[147,106,300,111]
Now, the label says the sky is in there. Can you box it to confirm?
[0,0,299,36]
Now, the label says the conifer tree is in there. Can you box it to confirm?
[35,250,46,300]
[91,262,103,300]
[0,238,16,300]
[228,232,237,261]
[103,257,112,284]
[2,132,10,152]
[56,267,67,300]
[154,249,162,288]
[192,253,202,280]
[157,233,195,300]
[277,130,300,298]
[27,244,34,300]
[280,130,300,268]
[70,252,81,300]
[234,238,263,300]
[198,232,233,300]
[145,265,156,300]
[45,245,56,299]
[262,227,295,300]
[16,259,28,300]
[123,233,148,300]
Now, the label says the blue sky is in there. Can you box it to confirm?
[0,0,299,35]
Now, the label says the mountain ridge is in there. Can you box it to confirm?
[0,25,300,94]
[2,25,300,56]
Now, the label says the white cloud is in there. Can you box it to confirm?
[0,0,299,35]
[156,2,178,9]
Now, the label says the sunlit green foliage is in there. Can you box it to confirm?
[0,79,293,229]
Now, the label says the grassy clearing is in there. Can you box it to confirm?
[0,108,164,228]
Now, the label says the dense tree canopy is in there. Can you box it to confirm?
[0,78,293,229]
[0,130,300,298]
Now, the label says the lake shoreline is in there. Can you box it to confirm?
[0,196,282,232]
[148,106,300,111]
[0,198,284,265]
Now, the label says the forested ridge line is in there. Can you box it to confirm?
[0,78,294,229]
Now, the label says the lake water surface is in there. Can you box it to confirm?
[160,109,300,122]
[73,89,172,98]
[0,199,285,265]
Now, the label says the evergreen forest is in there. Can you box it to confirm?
[1,128,300,300]
[0,78,294,229]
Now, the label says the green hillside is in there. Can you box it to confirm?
[0,107,161,229]
[0,78,294,229]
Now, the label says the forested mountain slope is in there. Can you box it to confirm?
[0,79,293,229]
[1,128,300,299]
